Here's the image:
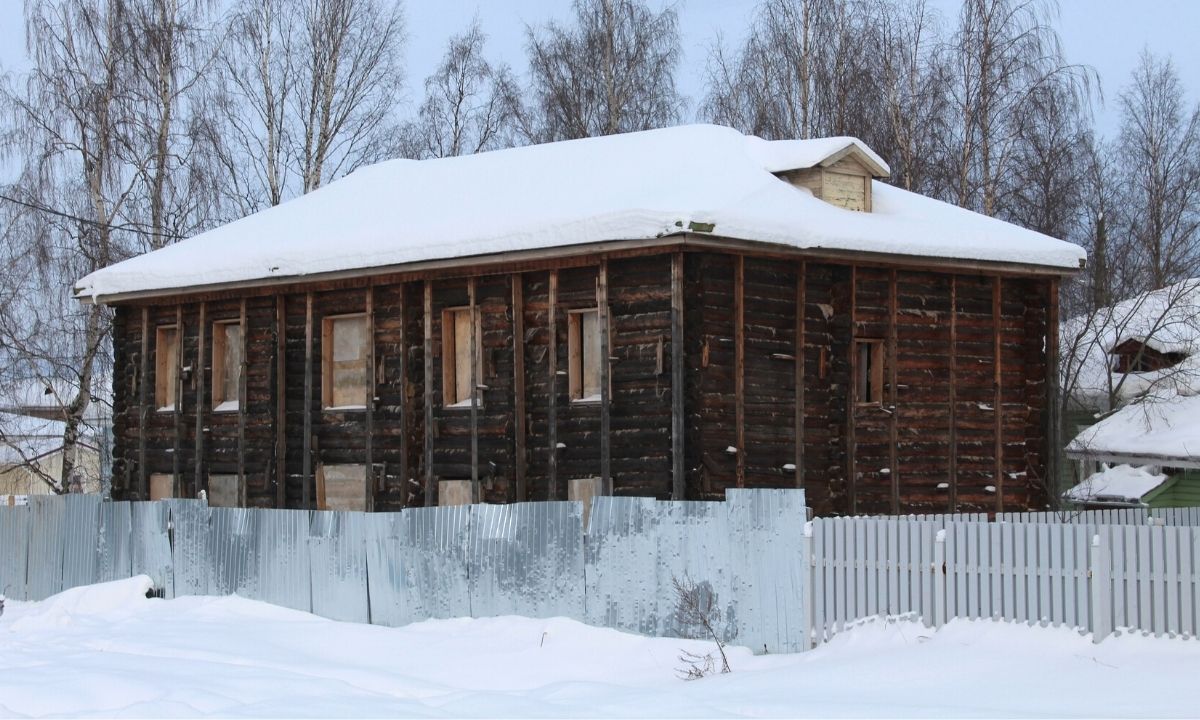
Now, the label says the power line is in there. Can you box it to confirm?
[0,192,191,241]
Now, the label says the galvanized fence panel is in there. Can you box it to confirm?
[250,508,313,613]
[59,495,102,592]
[0,504,30,600]
[207,507,257,597]
[166,500,211,598]
[26,496,68,600]
[390,505,471,623]
[363,512,405,627]
[130,501,173,596]
[97,501,133,583]
[584,496,660,636]
[308,511,370,624]
[468,501,585,620]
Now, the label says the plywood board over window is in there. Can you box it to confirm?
[855,338,885,405]
[155,325,179,411]
[149,473,175,500]
[442,307,482,408]
[568,308,602,402]
[317,464,368,511]
[322,314,369,409]
[211,321,243,411]
[207,474,244,508]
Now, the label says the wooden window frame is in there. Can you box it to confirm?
[211,319,243,412]
[441,306,483,409]
[321,312,369,411]
[855,338,885,406]
[567,307,604,404]
[154,325,180,412]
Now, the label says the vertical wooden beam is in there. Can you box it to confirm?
[365,284,375,511]
[670,253,685,500]
[275,296,286,508]
[735,255,746,489]
[468,276,479,491]
[237,298,247,502]
[598,259,611,495]
[1045,277,1061,506]
[398,285,408,508]
[511,274,527,502]
[949,276,958,512]
[139,306,149,499]
[423,280,435,505]
[795,260,806,489]
[888,269,899,514]
[548,270,559,499]
[302,292,314,509]
[195,301,207,496]
[847,266,857,515]
[993,276,1004,513]
[173,305,183,497]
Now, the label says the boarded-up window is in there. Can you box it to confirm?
[322,314,369,409]
[855,339,885,404]
[317,464,368,511]
[438,479,474,506]
[568,309,602,402]
[211,321,243,411]
[149,473,175,500]
[441,307,482,407]
[207,474,244,508]
[155,326,179,411]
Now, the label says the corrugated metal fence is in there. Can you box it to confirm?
[0,489,809,653]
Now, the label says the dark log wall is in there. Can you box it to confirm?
[109,249,1054,514]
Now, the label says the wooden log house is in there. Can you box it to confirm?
[77,125,1086,515]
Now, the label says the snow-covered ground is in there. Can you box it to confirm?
[2,577,1198,718]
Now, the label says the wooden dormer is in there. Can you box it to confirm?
[778,144,889,212]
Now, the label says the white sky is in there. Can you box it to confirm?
[0,0,1198,140]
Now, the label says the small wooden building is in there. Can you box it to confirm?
[77,125,1086,515]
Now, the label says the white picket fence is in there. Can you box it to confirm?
[804,515,1200,647]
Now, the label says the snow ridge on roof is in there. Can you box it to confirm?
[1067,391,1200,463]
[75,124,1085,300]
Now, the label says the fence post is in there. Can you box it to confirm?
[932,529,946,628]
[1091,532,1112,644]
[801,520,814,651]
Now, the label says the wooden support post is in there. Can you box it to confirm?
[598,259,611,496]
[735,255,746,489]
[888,269,899,514]
[548,270,559,499]
[195,302,207,496]
[398,285,408,508]
[275,296,286,508]
[302,292,314,510]
[139,307,149,499]
[993,276,1004,513]
[847,266,858,515]
[949,277,958,512]
[1046,278,1061,504]
[237,299,247,500]
[423,280,435,505]
[468,277,480,490]
[173,305,183,497]
[365,284,375,511]
[670,253,685,500]
[512,274,527,502]
[795,260,806,489]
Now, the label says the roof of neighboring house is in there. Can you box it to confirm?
[1066,392,1200,467]
[75,124,1085,303]
[1064,464,1169,506]
[0,412,68,466]
[1061,278,1200,410]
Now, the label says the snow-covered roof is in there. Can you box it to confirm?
[1066,392,1200,465]
[75,124,1085,301]
[1064,464,1168,506]
[1061,278,1200,410]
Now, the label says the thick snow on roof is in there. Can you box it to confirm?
[1062,278,1200,410]
[1067,392,1200,462]
[76,124,1085,300]
[1064,464,1167,505]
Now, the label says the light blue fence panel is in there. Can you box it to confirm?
[308,511,370,623]
[654,500,736,642]
[363,513,405,627]
[26,495,68,600]
[166,500,211,598]
[98,501,133,583]
[392,505,471,622]
[468,501,585,619]
[60,495,102,592]
[207,508,257,597]
[726,488,808,653]
[130,501,173,595]
[584,496,660,636]
[0,505,30,600]
[252,508,312,613]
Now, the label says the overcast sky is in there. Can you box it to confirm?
[1,0,1198,140]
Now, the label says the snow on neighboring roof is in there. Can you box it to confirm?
[744,135,889,176]
[1061,278,1200,410]
[1066,391,1200,463]
[1064,464,1167,505]
[0,412,67,465]
[75,124,1085,301]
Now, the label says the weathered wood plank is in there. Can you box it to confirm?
[275,295,285,508]
[735,254,745,489]
[238,299,247,499]
[303,292,314,509]
[993,276,1003,513]
[173,304,183,496]
[598,258,611,495]
[424,280,434,505]
[512,273,527,502]
[468,276,479,488]
[671,253,685,500]
[365,284,375,510]
[795,260,806,489]
[139,306,149,499]
[548,270,559,499]
[889,269,899,514]
[949,276,958,512]
[196,301,207,495]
